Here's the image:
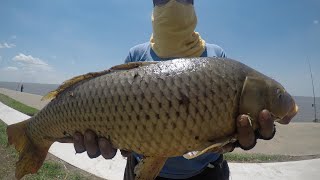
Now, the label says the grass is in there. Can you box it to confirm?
[225,153,294,163]
[0,93,39,116]
[225,152,320,163]
[0,119,17,158]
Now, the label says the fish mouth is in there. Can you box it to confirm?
[276,104,299,125]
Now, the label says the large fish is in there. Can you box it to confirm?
[7,57,298,179]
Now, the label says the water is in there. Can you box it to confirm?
[292,96,320,123]
[0,81,59,96]
[0,81,319,122]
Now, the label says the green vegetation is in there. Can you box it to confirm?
[0,93,39,116]
[0,119,17,158]
[225,152,298,163]
[0,119,6,145]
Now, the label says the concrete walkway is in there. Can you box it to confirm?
[234,122,320,156]
[229,159,320,180]
[1,101,320,179]
[0,88,49,110]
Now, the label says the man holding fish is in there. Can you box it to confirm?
[72,0,291,179]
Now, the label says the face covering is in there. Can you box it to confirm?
[150,0,206,58]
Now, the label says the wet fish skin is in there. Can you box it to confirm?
[7,57,297,179]
[30,58,246,155]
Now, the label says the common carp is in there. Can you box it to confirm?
[7,57,298,179]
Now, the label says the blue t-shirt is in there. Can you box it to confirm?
[124,42,226,179]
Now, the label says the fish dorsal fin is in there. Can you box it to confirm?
[183,136,237,160]
[42,61,158,101]
[110,61,158,71]
[41,70,110,101]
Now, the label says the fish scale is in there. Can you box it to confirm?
[7,57,298,179]
[32,59,239,154]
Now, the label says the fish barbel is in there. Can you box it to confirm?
[7,57,298,179]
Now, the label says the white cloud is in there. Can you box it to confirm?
[0,42,16,49]
[4,66,19,71]
[314,20,319,25]
[0,53,68,84]
[12,53,53,72]
[13,53,48,66]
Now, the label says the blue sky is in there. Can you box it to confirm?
[0,0,319,97]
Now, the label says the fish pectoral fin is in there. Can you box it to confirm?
[110,61,158,71]
[134,156,167,180]
[239,76,269,129]
[183,136,237,160]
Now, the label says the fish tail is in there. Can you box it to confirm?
[7,119,52,179]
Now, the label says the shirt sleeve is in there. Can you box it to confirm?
[216,45,227,58]
[205,43,227,58]
[124,43,146,63]
[124,51,133,63]
[220,50,227,58]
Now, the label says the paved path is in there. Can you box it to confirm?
[228,159,320,180]
[0,88,49,110]
[1,102,319,179]
[234,122,320,156]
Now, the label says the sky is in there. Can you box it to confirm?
[0,0,319,97]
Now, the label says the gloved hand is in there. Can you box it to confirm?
[71,109,281,159]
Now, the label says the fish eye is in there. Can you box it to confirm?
[276,88,283,99]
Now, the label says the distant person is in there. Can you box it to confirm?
[20,84,24,92]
